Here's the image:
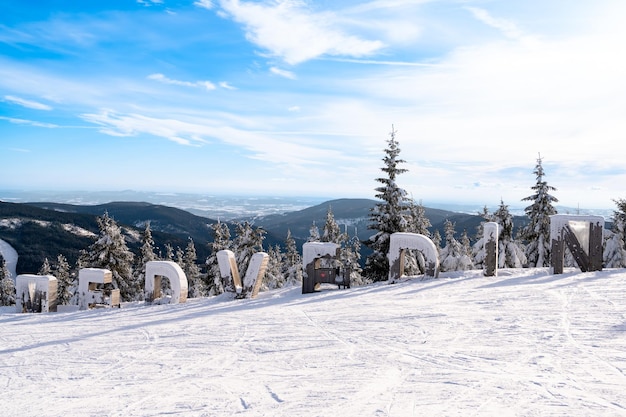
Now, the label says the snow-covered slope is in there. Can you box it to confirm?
[2,268,626,416]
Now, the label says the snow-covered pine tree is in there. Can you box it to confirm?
[322,205,343,244]
[520,154,558,267]
[183,238,203,297]
[403,199,433,275]
[264,244,286,290]
[432,229,442,253]
[175,246,184,266]
[38,257,51,275]
[205,220,231,295]
[232,221,266,281]
[365,126,411,281]
[439,219,473,272]
[163,243,174,261]
[604,198,626,268]
[283,229,302,286]
[407,199,431,236]
[308,221,320,242]
[80,211,138,301]
[492,200,527,268]
[321,205,348,269]
[344,231,367,286]
[460,230,475,270]
[0,256,15,306]
[135,221,157,295]
[472,206,494,268]
[53,254,74,305]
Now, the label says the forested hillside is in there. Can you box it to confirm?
[1,199,529,275]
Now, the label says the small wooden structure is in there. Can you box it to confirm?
[216,250,269,299]
[78,268,120,310]
[302,242,350,293]
[388,232,439,283]
[483,222,499,277]
[550,214,604,274]
[15,274,58,313]
[144,261,188,304]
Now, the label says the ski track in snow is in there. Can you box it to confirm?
[1,268,626,416]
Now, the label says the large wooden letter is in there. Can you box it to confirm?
[16,274,58,313]
[144,261,188,304]
[388,232,439,283]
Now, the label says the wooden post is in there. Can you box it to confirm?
[483,222,499,277]
[588,222,603,272]
[551,238,564,274]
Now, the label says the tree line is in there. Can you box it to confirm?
[2,127,626,306]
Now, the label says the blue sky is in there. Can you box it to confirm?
[1,0,624,210]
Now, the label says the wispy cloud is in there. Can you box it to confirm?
[0,116,58,128]
[4,95,52,110]
[218,81,237,90]
[79,108,347,171]
[147,73,216,90]
[194,0,214,10]
[325,57,441,67]
[466,7,536,44]
[137,0,163,6]
[218,0,384,65]
[270,67,296,79]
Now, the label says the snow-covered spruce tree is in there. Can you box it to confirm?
[0,256,15,306]
[232,221,266,280]
[403,199,433,275]
[345,231,367,285]
[460,230,475,269]
[440,219,473,272]
[183,238,204,297]
[321,205,347,268]
[264,244,286,290]
[38,257,51,275]
[520,154,558,267]
[492,200,527,268]
[322,205,343,245]
[283,229,302,286]
[53,254,74,305]
[604,198,626,268]
[134,221,157,296]
[472,206,494,268]
[80,211,138,301]
[320,207,365,285]
[307,221,321,242]
[163,243,174,261]
[407,199,431,236]
[205,220,231,295]
[365,126,412,282]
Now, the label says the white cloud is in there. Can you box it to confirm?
[218,81,237,90]
[4,95,52,110]
[147,73,216,90]
[218,0,384,64]
[466,7,536,44]
[270,66,296,79]
[0,116,58,128]
[194,0,214,9]
[137,0,163,6]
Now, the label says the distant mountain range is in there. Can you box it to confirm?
[1,198,532,275]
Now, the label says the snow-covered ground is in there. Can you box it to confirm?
[1,268,626,416]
